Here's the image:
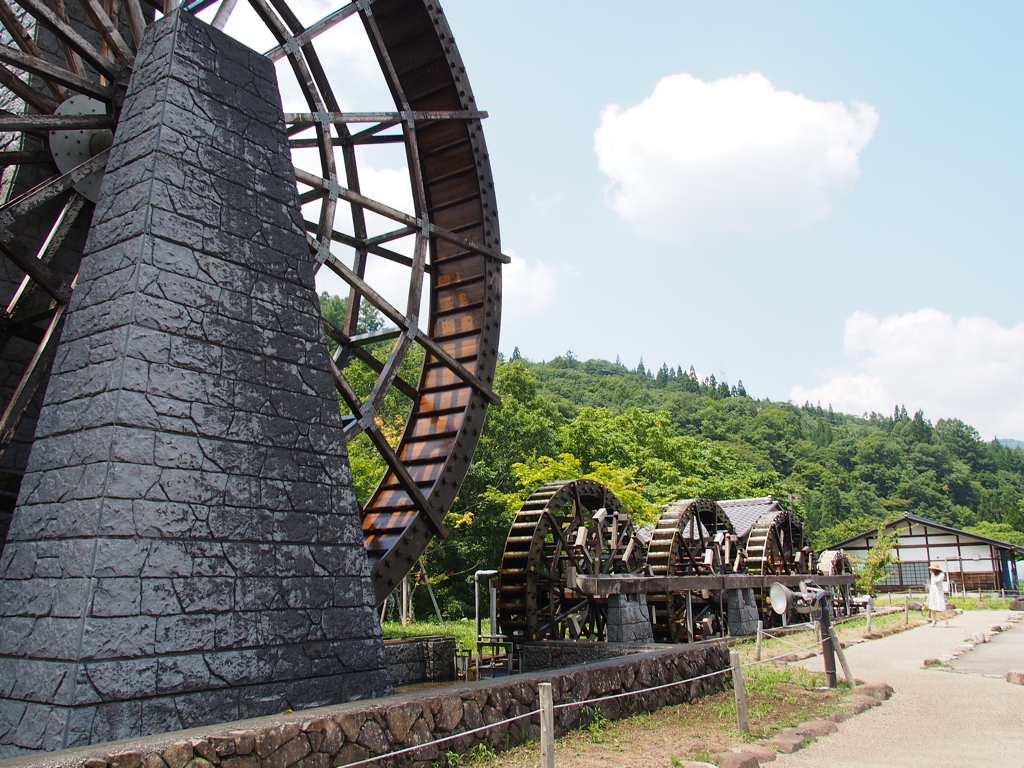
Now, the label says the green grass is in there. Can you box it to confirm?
[380,618,477,650]
[876,593,1015,611]
[947,596,1013,611]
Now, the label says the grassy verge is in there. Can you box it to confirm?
[874,594,1015,611]
[452,662,842,768]
[380,618,477,650]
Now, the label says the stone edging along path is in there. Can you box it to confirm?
[699,616,927,767]
[707,682,896,768]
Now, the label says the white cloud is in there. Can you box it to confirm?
[502,253,576,320]
[791,309,1024,439]
[594,72,879,239]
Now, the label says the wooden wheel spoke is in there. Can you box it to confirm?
[210,0,238,29]
[264,0,360,62]
[320,248,498,404]
[0,150,52,166]
[0,303,65,453]
[122,0,146,46]
[0,113,113,131]
[295,166,510,265]
[364,422,447,539]
[76,0,133,65]
[19,0,119,79]
[0,0,67,98]
[0,43,112,100]
[0,62,58,113]
[285,110,487,126]
[324,321,418,401]
[0,239,68,303]
[301,219,415,269]
[0,148,107,230]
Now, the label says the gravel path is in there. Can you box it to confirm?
[776,610,1024,768]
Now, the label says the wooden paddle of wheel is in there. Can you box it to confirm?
[498,479,646,643]
[646,498,741,642]
[817,548,855,617]
[745,507,815,625]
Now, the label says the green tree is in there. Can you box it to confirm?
[853,531,899,597]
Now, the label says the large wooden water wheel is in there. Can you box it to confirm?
[746,507,814,624]
[646,498,741,642]
[817,548,855,617]
[0,0,503,603]
[497,479,646,642]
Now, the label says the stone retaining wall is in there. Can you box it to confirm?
[521,639,722,672]
[383,637,456,687]
[0,645,728,768]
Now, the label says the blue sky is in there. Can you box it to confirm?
[262,1,1023,439]
[418,1,1024,439]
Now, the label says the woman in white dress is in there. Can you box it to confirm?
[927,562,947,627]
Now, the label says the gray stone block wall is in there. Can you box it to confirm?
[606,594,654,644]
[727,588,759,637]
[383,636,456,687]
[0,11,389,757]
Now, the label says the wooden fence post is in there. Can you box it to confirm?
[754,620,764,661]
[539,682,554,768]
[730,651,749,735]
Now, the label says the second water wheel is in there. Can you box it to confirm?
[646,498,741,642]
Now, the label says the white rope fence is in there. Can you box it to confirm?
[341,710,542,767]
[337,634,836,768]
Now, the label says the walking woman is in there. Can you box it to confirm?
[928,562,948,627]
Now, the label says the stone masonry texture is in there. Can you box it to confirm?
[0,11,389,757]
[0,644,729,768]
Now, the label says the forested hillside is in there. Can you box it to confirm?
[321,296,1024,616]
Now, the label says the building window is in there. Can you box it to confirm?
[900,562,930,587]
[878,564,900,586]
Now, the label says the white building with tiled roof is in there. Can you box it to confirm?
[827,513,1023,593]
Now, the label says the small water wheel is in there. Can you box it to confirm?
[498,479,646,642]
[746,507,814,624]
[646,499,741,642]
[818,549,855,617]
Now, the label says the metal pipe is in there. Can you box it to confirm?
[489,579,498,638]
[474,569,498,666]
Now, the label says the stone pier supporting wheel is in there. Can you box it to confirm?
[746,507,814,625]
[498,479,646,643]
[647,498,741,642]
[0,0,504,601]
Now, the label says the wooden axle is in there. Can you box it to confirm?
[574,573,856,597]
